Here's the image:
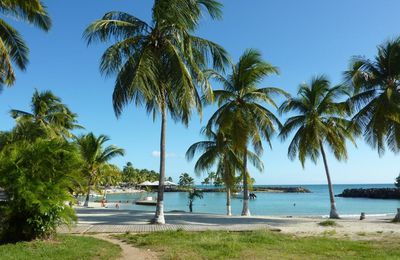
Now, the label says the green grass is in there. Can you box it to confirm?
[116,230,400,260]
[0,235,121,260]
[318,220,337,227]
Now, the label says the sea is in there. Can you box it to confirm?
[96,184,400,217]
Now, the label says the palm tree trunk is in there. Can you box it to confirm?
[241,150,250,216]
[320,142,340,219]
[84,177,92,207]
[226,188,232,216]
[153,104,166,224]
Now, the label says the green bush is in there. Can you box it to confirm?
[0,138,81,243]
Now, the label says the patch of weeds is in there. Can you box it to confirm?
[322,229,337,236]
[318,220,337,227]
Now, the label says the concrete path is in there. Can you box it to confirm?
[59,208,289,234]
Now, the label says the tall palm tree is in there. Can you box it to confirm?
[186,129,263,215]
[279,76,356,219]
[10,89,80,138]
[83,0,229,224]
[75,133,125,207]
[205,49,287,216]
[0,0,51,89]
[344,37,400,155]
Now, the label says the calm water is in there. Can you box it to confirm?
[98,184,400,217]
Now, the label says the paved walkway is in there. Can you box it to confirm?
[59,208,291,234]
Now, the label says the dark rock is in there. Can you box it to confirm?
[336,188,400,199]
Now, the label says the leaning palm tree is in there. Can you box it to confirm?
[279,76,357,219]
[83,0,229,224]
[344,37,400,155]
[205,49,287,216]
[75,133,125,207]
[10,89,80,138]
[0,0,51,89]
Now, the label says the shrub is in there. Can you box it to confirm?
[0,138,81,243]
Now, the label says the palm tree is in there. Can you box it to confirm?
[75,133,125,207]
[10,89,80,138]
[186,129,263,216]
[83,0,229,224]
[0,0,51,89]
[205,49,287,216]
[178,173,194,188]
[279,76,356,219]
[344,37,400,155]
[187,189,203,213]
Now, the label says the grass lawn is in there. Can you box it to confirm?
[116,230,400,260]
[0,235,121,260]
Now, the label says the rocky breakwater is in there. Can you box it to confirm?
[337,188,400,199]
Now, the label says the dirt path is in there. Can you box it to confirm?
[92,234,158,260]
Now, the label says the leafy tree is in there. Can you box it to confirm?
[206,49,286,216]
[345,37,400,154]
[75,133,125,207]
[83,0,229,224]
[0,138,79,242]
[10,89,81,139]
[178,173,195,188]
[279,76,356,219]
[395,173,400,189]
[187,189,203,213]
[0,0,51,89]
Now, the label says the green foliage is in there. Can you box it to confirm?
[279,75,356,166]
[0,235,121,260]
[345,37,400,155]
[121,162,159,185]
[0,0,51,88]
[117,230,400,260]
[395,173,400,188]
[318,220,337,227]
[75,133,124,206]
[187,189,203,212]
[0,138,80,242]
[10,89,81,139]
[178,173,195,187]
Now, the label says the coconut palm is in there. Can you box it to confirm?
[0,0,51,89]
[344,37,400,155]
[83,0,228,224]
[186,128,263,215]
[279,75,356,219]
[205,49,287,216]
[178,173,194,188]
[10,89,80,139]
[187,189,203,213]
[75,133,125,207]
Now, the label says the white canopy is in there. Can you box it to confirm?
[165,181,177,186]
[139,181,177,186]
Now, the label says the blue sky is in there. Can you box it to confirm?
[1,0,399,184]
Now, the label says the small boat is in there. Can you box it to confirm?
[135,196,157,206]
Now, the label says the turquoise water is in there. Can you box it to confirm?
[99,184,400,217]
